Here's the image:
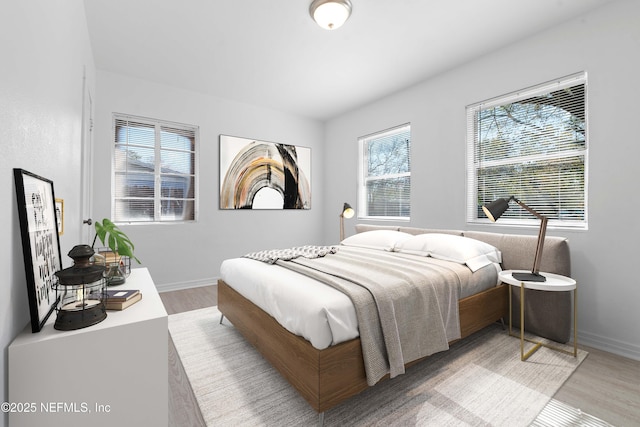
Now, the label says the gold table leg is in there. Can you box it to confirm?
[520,283,542,361]
[508,281,578,361]
[573,286,578,357]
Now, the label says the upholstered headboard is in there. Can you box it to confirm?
[354,224,572,343]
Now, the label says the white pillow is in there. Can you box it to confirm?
[340,230,413,251]
[392,233,432,256]
[394,233,502,272]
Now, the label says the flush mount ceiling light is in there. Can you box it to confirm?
[309,0,352,30]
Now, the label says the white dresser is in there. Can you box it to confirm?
[8,268,168,427]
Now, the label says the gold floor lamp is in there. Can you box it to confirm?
[339,202,355,242]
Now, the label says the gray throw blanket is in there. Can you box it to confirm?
[270,246,461,386]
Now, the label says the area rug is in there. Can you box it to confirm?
[531,399,613,426]
[168,306,587,426]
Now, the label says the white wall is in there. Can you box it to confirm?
[3,8,638,424]
[93,71,325,290]
[323,0,640,360]
[0,1,95,425]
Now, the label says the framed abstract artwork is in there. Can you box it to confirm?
[14,168,62,332]
[219,135,311,210]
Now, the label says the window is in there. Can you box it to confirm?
[113,114,198,223]
[358,124,411,220]
[466,73,587,229]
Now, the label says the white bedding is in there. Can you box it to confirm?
[220,248,500,351]
[220,257,359,349]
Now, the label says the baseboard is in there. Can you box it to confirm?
[157,276,218,293]
[578,330,640,361]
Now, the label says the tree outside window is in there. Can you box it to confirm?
[359,124,411,220]
[467,73,587,228]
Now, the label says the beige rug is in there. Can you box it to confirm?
[169,306,588,426]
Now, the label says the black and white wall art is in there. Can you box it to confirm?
[219,135,311,210]
[14,168,62,332]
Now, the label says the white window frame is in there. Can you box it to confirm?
[466,72,588,230]
[112,113,199,224]
[358,123,411,221]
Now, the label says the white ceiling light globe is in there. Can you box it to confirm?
[310,0,352,30]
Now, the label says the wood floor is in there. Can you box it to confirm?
[161,285,640,427]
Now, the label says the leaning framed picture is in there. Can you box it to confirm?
[14,168,62,332]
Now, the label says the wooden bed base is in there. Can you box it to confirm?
[218,279,508,413]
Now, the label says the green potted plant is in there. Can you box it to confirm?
[92,218,140,285]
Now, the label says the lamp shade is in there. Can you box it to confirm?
[482,197,511,222]
[342,202,355,219]
[310,0,352,30]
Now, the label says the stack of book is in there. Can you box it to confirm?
[104,289,142,310]
[98,250,120,264]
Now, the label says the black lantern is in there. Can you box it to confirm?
[54,245,107,330]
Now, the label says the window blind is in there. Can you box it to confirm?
[359,124,411,219]
[466,73,587,228]
[113,114,197,223]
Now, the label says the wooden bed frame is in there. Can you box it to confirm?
[217,278,508,413]
[217,225,571,417]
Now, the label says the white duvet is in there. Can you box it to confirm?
[220,257,359,349]
[219,255,499,351]
[220,232,502,351]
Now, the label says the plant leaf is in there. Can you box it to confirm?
[93,218,140,264]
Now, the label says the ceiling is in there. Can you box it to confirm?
[84,0,614,121]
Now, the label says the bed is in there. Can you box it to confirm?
[217,224,571,416]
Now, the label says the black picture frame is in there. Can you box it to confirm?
[14,168,62,333]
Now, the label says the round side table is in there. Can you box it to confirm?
[498,270,577,361]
